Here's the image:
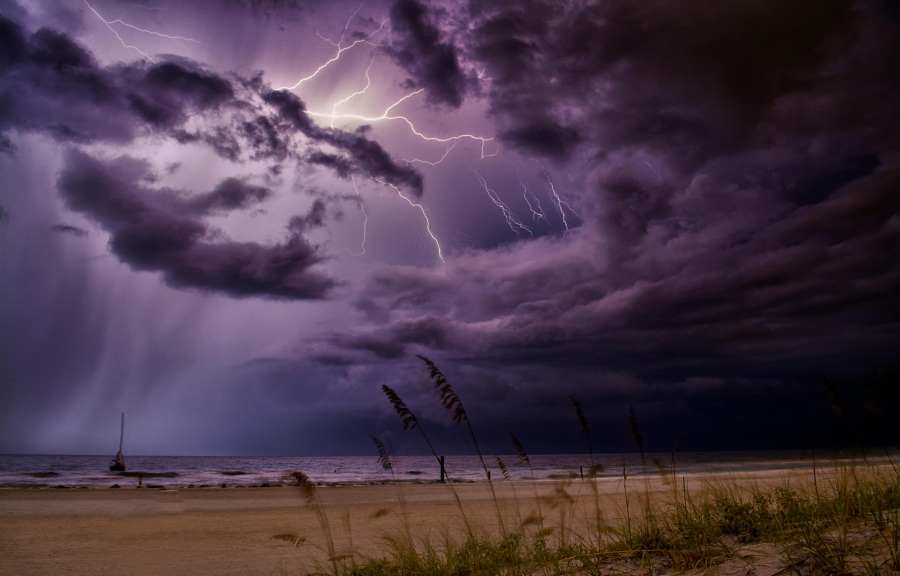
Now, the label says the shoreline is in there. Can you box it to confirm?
[0,457,888,490]
[4,450,896,490]
[3,465,896,575]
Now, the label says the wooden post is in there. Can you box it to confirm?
[580,466,583,480]
[440,456,445,483]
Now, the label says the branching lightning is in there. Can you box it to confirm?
[500,158,549,225]
[273,11,386,92]
[329,60,375,128]
[403,141,458,166]
[471,168,532,237]
[371,177,443,261]
[308,89,495,152]
[83,1,585,267]
[319,2,365,48]
[544,170,579,235]
[84,1,201,63]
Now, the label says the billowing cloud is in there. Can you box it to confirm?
[387,0,470,108]
[57,150,334,299]
[339,163,899,375]
[185,178,272,214]
[467,0,899,169]
[322,0,897,384]
[50,223,88,237]
[0,15,424,195]
[2,0,899,456]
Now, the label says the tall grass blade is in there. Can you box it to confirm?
[570,395,595,467]
[369,435,394,480]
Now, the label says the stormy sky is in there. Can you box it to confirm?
[1,0,898,457]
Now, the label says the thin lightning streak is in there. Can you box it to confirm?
[104,16,200,43]
[500,158,550,225]
[645,161,662,181]
[339,175,368,257]
[84,1,156,62]
[522,184,549,224]
[341,3,365,45]
[330,60,375,128]
[274,17,386,91]
[371,177,444,261]
[318,3,364,48]
[403,141,458,165]
[450,225,475,245]
[544,170,579,235]
[471,168,532,237]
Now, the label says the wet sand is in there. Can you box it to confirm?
[0,469,827,576]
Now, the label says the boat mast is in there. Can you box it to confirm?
[118,413,124,456]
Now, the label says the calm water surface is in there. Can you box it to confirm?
[2,450,895,488]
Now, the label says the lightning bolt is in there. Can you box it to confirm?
[403,141,458,165]
[338,175,367,257]
[544,170,579,235]
[319,2,365,48]
[371,178,443,262]
[273,13,386,92]
[645,161,663,181]
[499,158,550,225]
[449,224,476,247]
[84,1,201,63]
[330,60,375,129]
[471,168,532,237]
[308,89,495,149]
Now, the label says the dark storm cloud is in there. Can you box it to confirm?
[57,150,335,299]
[185,178,272,214]
[466,0,898,168]
[321,129,425,197]
[127,60,234,128]
[0,14,430,303]
[348,162,900,372]
[335,315,461,359]
[50,223,88,237]
[287,198,328,233]
[307,151,354,178]
[362,0,898,377]
[344,0,900,401]
[0,16,424,195]
[386,0,469,108]
[263,90,425,196]
[499,123,581,161]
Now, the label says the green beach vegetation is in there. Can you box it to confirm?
[275,360,900,575]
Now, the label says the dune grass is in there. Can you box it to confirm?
[275,362,899,575]
[277,460,899,575]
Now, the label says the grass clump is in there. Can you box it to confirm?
[274,364,900,575]
[277,463,900,575]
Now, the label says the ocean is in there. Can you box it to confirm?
[2,449,896,488]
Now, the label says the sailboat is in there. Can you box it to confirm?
[109,413,125,472]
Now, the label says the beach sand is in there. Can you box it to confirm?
[0,470,816,576]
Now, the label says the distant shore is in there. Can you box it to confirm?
[7,449,898,490]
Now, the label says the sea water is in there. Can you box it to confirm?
[2,450,895,488]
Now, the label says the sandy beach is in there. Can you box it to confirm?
[0,469,816,576]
